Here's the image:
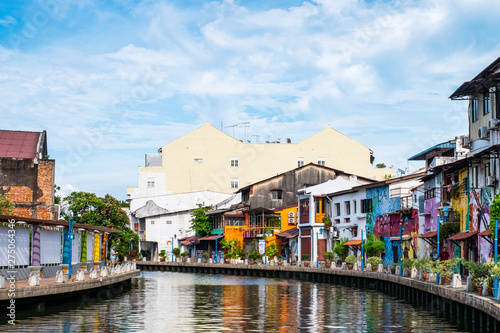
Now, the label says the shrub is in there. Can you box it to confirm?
[173,248,180,256]
[266,242,279,258]
[324,251,334,261]
[366,256,381,267]
[402,258,416,269]
[364,234,385,257]
[301,254,311,261]
[345,255,357,264]
[323,215,332,228]
[334,238,349,262]
[413,258,432,271]
[201,253,209,259]
[249,250,262,261]
[391,262,399,267]
[159,249,166,257]
[181,252,188,257]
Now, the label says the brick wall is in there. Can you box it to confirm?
[0,158,56,220]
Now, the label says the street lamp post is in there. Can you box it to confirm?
[215,232,221,264]
[68,217,73,279]
[361,229,364,272]
[171,234,177,262]
[495,219,498,298]
[436,206,449,284]
[317,228,323,268]
[399,217,409,276]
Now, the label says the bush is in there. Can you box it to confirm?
[402,258,415,269]
[414,258,432,271]
[345,255,357,264]
[173,248,180,256]
[391,262,399,267]
[366,256,381,267]
[323,215,332,228]
[276,254,283,261]
[202,253,209,259]
[364,234,385,257]
[334,238,349,261]
[266,242,279,258]
[324,251,334,261]
[159,249,166,257]
[301,254,311,261]
[249,250,262,261]
[181,252,188,257]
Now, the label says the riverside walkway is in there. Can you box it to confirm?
[0,269,140,308]
[138,260,500,331]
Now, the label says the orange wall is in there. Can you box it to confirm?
[224,226,245,244]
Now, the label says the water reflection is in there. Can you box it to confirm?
[1,271,467,332]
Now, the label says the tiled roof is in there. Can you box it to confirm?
[0,130,42,159]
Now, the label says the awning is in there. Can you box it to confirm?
[419,231,437,239]
[276,227,299,239]
[199,234,224,241]
[344,240,361,246]
[389,235,410,241]
[180,236,200,246]
[478,229,492,237]
[0,214,121,233]
[345,225,358,230]
[447,231,478,241]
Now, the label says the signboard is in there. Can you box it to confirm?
[258,239,265,255]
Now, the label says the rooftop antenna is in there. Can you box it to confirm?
[237,122,250,142]
[225,124,238,137]
[251,134,260,143]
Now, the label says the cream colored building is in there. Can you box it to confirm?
[127,122,393,197]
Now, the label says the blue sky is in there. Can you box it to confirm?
[1,0,499,200]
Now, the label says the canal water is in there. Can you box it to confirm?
[2,271,467,332]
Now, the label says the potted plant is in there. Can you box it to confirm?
[181,252,188,262]
[402,258,416,276]
[390,263,398,274]
[266,242,279,260]
[249,251,261,265]
[430,258,459,285]
[302,254,311,267]
[345,255,357,270]
[173,248,180,261]
[366,256,382,271]
[201,252,209,263]
[159,249,166,262]
[414,258,432,280]
[324,251,334,268]
[323,215,332,228]
[276,254,283,266]
[334,238,349,263]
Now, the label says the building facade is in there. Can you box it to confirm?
[128,122,393,197]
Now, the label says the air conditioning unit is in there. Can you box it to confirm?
[489,119,499,130]
[288,217,295,224]
[486,176,496,187]
[331,231,338,238]
[288,211,295,218]
[462,136,471,148]
[478,126,488,140]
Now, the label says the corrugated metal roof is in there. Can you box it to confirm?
[408,141,456,161]
[0,130,42,159]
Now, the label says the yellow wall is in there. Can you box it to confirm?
[224,226,245,244]
[136,122,393,195]
[469,93,491,142]
[451,168,469,232]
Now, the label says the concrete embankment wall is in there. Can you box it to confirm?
[138,262,500,332]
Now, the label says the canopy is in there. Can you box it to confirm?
[447,231,478,241]
[343,240,361,246]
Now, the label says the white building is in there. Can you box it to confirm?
[131,191,233,260]
[297,176,367,264]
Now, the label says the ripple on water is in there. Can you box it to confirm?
[0,271,469,332]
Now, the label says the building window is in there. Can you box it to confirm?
[166,221,172,224]
[471,166,478,188]
[496,91,500,119]
[297,158,304,168]
[226,217,244,226]
[353,200,357,214]
[272,190,283,200]
[194,158,203,163]
[486,162,491,178]
[230,178,239,189]
[472,98,478,122]
[361,199,372,213]
[484,94,491,115]
[151,220,155,225]
[317,158,325,166]
[230,157,239,167]
[344,201,350,215]
[147,181,155,188]
[335,203,341,216]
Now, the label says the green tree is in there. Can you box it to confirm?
[111,228,139,259]
[0,193,14,215]
[376,163,386,168]
[54,185,61,205]
[190,204,211,237]
[63,192,129,230]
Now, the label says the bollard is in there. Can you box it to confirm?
[341,262,347,270]
[101,267,108,277]
[451,274,461,288]
[0,275,5,289]
[28,271,40,286]
[465,275,472,291]
[482,281,489,296]
[411,268,418,279]
[76,269,85,281]
[365,263,372,272]
[395,266,401,276]
[353,263,359,271]
[89,267,98,279]
[429,273,437,283]
[55,270,65,283]
[377,264,384,273]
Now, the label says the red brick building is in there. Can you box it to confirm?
[0,130,57,220]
